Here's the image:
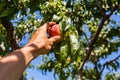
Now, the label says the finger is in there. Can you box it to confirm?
[41,22,56,32]
[49,36,61,43]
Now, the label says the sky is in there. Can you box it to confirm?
[26,57,54,80]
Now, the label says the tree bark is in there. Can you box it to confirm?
[1,18,19,50]
[77,69,82,80]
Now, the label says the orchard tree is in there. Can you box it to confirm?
[0,0,120,80]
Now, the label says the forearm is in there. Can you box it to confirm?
[0,22,61,80]
[0,46,36,80]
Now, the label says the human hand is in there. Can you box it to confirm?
[26,22,61,57]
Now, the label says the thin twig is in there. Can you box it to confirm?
[100,55,120,75]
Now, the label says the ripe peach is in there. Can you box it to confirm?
[48,24,61,37]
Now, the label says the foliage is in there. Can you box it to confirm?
[0,0,120,80]
[105,73,120,80]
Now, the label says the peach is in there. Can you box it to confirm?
[48,24,61,37]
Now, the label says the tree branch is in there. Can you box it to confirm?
[77,69,83,80]
[78,5,117,78]
[96,0,105,16]
[80,17,106,71]
[95,61,100,80]
[77,16,106,79]
[83,32,89,43]
[1,19,19,51]
[80,4,118,71]
[100,55,120,75]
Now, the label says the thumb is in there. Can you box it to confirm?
[49,36,61,43]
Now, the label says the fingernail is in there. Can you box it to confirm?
[56,36,60,39]
[55,36,61,42]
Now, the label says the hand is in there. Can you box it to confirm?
[26,22,61,57]
[0,22,61,80]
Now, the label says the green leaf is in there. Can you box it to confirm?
[0,3,4,11]
[53,17,80,67]
[0,7,13,17]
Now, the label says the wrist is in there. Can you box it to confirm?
[23,43,41,58]
[20,45,39,64]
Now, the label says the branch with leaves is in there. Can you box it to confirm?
[100,55,120,75]
[80,4,118,70]
[77,4,118,80]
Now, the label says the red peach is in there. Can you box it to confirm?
[48,24,61,37]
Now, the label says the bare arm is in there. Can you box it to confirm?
[0,22,61,80]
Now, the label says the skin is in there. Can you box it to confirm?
[0,22,61,80]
